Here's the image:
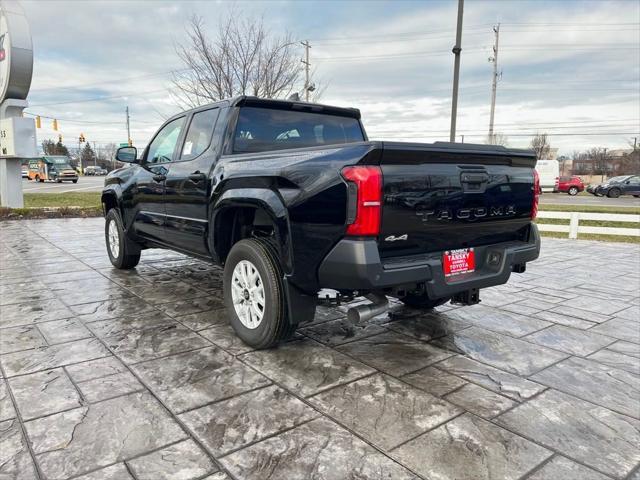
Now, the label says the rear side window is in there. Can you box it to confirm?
[181,108,219,160]
[233,107,364,154]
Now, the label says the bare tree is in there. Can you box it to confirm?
[485,132,509,146]
[172,14,309,107]
[529,133,551,160]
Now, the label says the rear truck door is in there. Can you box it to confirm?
[377,142,536,260]
[164,107,220,256]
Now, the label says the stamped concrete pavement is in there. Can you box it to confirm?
[0,217,639,480]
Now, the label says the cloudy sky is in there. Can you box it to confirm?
[19,0,640,155]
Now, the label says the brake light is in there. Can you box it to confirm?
[341,166,382,236]
[532,169,540,219]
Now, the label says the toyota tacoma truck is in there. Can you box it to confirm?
[103,96,541,348]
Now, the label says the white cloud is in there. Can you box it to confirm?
[18,0,640,155]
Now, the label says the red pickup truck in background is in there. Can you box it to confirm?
[555,175,585,195]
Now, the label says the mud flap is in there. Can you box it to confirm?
[283,279,317,325]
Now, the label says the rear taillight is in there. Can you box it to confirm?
[341,166,382,236]
[532,169,540,219]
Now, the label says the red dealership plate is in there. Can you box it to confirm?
[443,248,475,277]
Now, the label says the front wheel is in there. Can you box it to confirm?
[398,293,450,309]
[72,179,78,183]
[607,188,621,198]
[568,187,579,196]
[224,238,295,349]
[105,209,141,269]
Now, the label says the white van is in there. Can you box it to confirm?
[535,159,559,193]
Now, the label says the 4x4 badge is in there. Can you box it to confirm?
[385,234,408,242]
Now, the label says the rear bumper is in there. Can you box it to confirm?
[318,224,540,296]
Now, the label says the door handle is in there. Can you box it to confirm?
[152,174,166,182]
[188,172,206,183]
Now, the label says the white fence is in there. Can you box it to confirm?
[537,211,640,239]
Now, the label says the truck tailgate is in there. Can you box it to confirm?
[377,142,536,258]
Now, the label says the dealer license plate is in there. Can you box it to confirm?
[443,248,475,277]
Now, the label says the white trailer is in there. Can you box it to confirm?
[535,159,559,193]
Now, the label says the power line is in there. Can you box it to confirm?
[31,68,189,94]
[29,88,169,107]
[23,111,158,125]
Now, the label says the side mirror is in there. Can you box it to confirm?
[116,146,137,163]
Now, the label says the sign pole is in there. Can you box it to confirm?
[0,0,35,208]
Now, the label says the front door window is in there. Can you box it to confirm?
[146,117,186,164]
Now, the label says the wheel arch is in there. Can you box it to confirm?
[101,189,120,217]
[210,188,293,273]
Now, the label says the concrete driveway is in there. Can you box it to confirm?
[1,218,638,480]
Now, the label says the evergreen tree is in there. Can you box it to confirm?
[82,143,97,164]
[54,140,70,156]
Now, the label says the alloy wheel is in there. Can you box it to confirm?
[231,260,265,329]
[108,219,120,259]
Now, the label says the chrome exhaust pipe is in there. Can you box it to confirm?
[347,293,389,323]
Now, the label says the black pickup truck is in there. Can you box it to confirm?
[103,96,540,348]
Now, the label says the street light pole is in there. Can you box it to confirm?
[449,0,464,142]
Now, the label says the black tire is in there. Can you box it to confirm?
[607,188,621,198]
[633,195,639,198]
[56,179,62,183]
[568,187,578,196]
[399,293,450,309]
[224,238,295,349]
[105,209,141,269]
[72,179,78,183]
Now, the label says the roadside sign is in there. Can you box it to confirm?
[119,143,129,147]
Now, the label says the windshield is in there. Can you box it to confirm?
[607,176,629,183]
[233,107,364,154]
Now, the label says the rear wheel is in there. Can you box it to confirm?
[568,186,578,196]
[398,293,450,309]
[224,238,295,349]
[105,209,141,269]
[607,188,621,198]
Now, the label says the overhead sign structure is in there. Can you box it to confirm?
[0,0,35,208]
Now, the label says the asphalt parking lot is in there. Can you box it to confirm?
[21,176,105,193]
[1,218,639,480]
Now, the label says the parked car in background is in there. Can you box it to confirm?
[555,175,584,195]
[27,156,79,183]
[86,166,108,175]
[587,175,640,198]
[85,166,102,175]
[535,159,559,193]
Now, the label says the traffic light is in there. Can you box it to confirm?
[79,133,86,143]
[52,119,58,131]
[58,134,63,143]
[128,138,132,146]
[35,116,41,128]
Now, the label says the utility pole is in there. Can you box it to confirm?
[93,141,97,166]
[449,0,464,142]
[126,106,131,145]
[301,41,311,101]
[488,24,501,144]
